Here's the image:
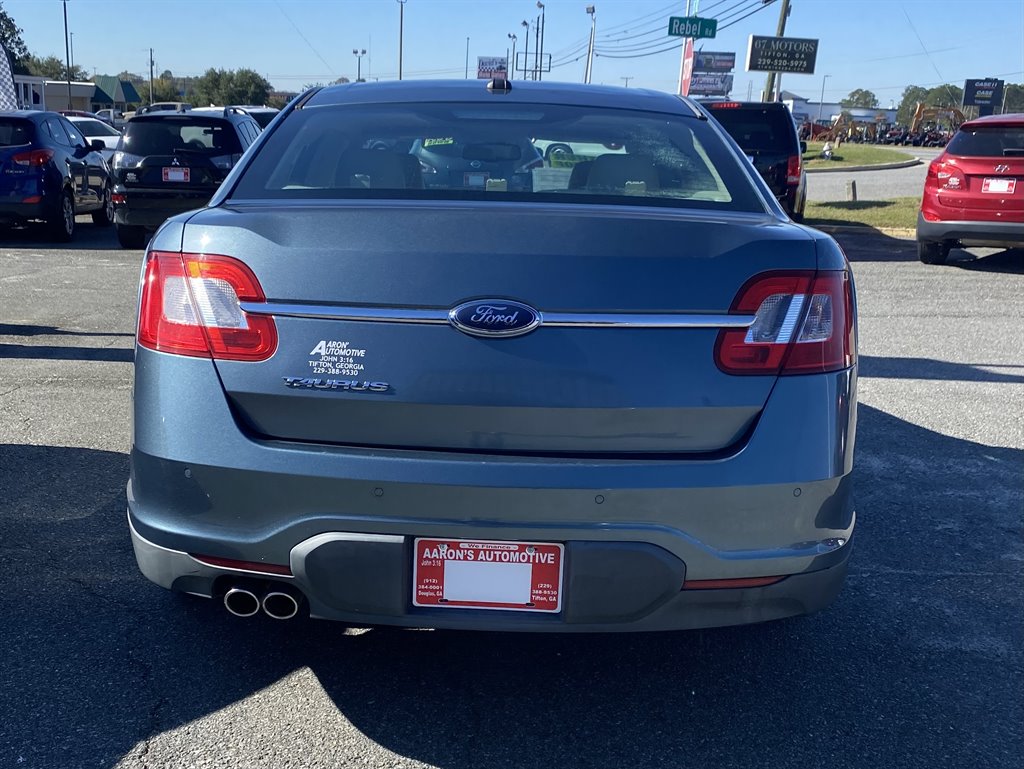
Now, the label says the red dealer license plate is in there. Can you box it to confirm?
[413,538,564,612]
[981,178,1015,194]
[162,167,190,183]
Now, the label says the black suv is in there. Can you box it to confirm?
[702,101,807,221]
[110,108,262,248]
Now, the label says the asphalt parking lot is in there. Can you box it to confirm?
[1,220,1021,769]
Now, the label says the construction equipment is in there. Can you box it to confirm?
[909,103,966,133]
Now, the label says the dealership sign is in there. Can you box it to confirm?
[963,79,1004,107]
[477,56,508,80]
[746,35,819,74]
[693,51,736,73]
[688,72,734,97]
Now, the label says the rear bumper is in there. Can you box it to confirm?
[113,186,211,228]
[128,348,858,632]
[130,514,853,632]
[917,212,1024,248]
[0,199,50,224]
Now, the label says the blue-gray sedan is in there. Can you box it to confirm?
[128,79,857,631]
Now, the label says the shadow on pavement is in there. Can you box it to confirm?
[0,219,121,251]
[0,323,134,338]
[0,402,1020,768]
[860,355,1024,384]
[828,227,1023,274]
[0,343,133,363]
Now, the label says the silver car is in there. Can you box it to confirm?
[128,79,858,631]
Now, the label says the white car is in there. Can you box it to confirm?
[67,116,122,161]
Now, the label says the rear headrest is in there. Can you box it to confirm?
[334,149,408,188]
[585,154,660,191]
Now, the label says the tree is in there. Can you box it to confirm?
[923,84,963,109]
[0,1,28,72]
[896,85,928,125]
[192,67,271,106]
[1003,83,1024,113]
[24,53,88,81]
[840,89,879,109]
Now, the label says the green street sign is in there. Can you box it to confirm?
[667,16,718,39]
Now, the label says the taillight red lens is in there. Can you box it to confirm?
[715,270,855,376]
[786,154,802,185]
[137,251,277,361]
[12,149,55,167]
[925,157,966,192]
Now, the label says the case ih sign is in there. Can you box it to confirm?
[746,35,819,75]
[963,79,1004,115]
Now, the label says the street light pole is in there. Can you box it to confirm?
[396,0,407,81]
[621,76,633,88]
[584,6,596,84]
[465,37,469,79]
[536,2,545,82]
[70,32,75,73]
[353,49,366,82]
[62,0,72,108]
[816,74,830,126]
[533,12,540,80]
[521,20,529,81]
[507,33,517,81]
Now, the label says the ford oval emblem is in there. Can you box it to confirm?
[449,299,541,338]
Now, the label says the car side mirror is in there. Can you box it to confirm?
[800,140,807,154]
[90,139,106,152]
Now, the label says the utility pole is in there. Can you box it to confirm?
[508,33,517,80]
[763,0,791,102]
[536,2,545,81]
[70,33,75,73]
[148,48,155,104]
[621,76,633,88]
[521,20,530,81]
[397,0,407,80]
[584,6,596,84]
[465,37,469,79]
[533,14,540,79]
[62,0,72,108]
[677,0,695,96]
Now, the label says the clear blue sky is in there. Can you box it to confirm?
[6,0,1024,102]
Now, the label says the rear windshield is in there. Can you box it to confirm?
[250,111,278,128]
[71,118,120,137]
[0,119,34,147]
[229,102,765,213]
[706,105,797,153]
[122,117,242,156]
[946,126,1024,157]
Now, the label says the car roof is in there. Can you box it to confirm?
[960,113,1024,129]
[305,79,699,116]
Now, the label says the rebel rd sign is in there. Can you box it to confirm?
[668,16,717,40]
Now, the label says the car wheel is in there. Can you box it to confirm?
[116,224,148,249]
[47,189,75,242]
[92,185,114,227]
[918,240,949,265]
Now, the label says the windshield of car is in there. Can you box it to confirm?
[946,126,1024,157]
[71,119,120,137]
[229,101,764,212]
[122,117,242,156]
[0,119,34,146]
[705,105,797,153]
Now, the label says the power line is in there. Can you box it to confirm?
[273,0,336,78]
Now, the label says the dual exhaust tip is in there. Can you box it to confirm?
[224,586,302,620]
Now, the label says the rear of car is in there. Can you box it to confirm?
[0,114,47,227]
[917,114,1024,263]
[67,116,121,161]
[110,112,258,248]
[128,81,857,632]
[703,101,807,221]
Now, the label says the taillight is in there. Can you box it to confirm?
[786,154,802,185]
[12,149,54,167]
[137,251,277,361]
[715,270,855,376]
[925,157,966,192]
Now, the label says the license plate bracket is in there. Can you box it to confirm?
[981,177,1015,194]
[162,167,190,183]
[413,538,563,612]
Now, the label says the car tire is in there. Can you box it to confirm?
[91,185,115,227]
[47,189,75,242]
[918,240,949,265]
[116,224,148,249]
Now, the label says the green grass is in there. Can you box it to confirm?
[803,141,914,170]
[804,197,920,230]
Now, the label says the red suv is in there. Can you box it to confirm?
[917,113,1024,264]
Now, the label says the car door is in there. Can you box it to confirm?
[42,117,81,203]
[59,116,105,210]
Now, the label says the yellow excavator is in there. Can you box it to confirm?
[909,103,966,133]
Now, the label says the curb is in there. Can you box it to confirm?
[806,158,922,174]
[809,224,916,240]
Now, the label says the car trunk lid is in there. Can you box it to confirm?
[179,203,817,455]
